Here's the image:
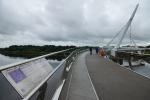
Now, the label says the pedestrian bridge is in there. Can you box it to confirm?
[0,49,150,100]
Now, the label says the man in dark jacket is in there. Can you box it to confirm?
[89,47,92,55]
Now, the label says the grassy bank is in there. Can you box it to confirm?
[0,45,76,61]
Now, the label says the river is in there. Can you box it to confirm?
[121,60,150,79]
[0,54,61,68]
[132,63,150,78]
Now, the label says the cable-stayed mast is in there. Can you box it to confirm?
[116,4,139,48]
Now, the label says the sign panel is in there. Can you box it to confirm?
[2,58,53,98]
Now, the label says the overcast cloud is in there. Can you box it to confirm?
[0,0,149,47]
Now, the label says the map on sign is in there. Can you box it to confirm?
[9,68,26,83]
[2,58,53,98]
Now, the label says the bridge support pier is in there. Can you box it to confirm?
[127,57,132,69]
[118,58,123,65]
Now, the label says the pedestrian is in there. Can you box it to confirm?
[99,48,105,57]
[95,47,99,54]
[89,47,92,55]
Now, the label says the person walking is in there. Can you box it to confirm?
[89,47,92,55]
[95,47,99,54]
[99,48,105,57]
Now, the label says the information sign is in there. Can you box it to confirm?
[2,58,53,98]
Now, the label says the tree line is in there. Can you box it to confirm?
[0,45,76,61]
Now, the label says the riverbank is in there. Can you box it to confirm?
[0,45,76,61]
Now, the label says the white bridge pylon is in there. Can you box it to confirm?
[106,3,139,49]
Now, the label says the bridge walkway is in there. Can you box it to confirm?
[86,53,150,100]
[59,51,150,100]
[60,52,98,100]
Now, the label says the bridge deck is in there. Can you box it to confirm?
[60,51,150,100]
[86,53,150,100]
[60,52,98,100]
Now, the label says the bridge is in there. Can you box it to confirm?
[0,3,150,100]
[0,48,150,100]
[104,3,150,67]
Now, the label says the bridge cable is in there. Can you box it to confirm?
[106,24,126,47]
[129,24,137,48]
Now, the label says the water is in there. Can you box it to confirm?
[133,63,150,79]
[0,54,61,68]
[48,60,62,68]
[121,60,150,79]
[0,54,26,67]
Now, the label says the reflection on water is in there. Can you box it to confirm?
[0,54,26,67]
[48,60,62,68]
[0,54,62,68]
[133,63,150,79]
[121,60,150,79]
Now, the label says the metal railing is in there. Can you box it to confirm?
[0,48,86,100]
[0,48,73,71]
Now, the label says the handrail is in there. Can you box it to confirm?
[0,48,74,71]
[23,60,65,100]
[23,49,80,100]
[0,47,86,100]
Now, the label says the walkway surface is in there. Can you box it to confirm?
[60,51,150,100]
[86,53,150,100]
[65,52,98,100]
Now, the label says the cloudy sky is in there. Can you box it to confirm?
[0,0,149,47]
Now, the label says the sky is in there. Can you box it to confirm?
[0,0,149,47]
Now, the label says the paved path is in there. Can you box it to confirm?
[65,52,98,100]
[86,54,150,100]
